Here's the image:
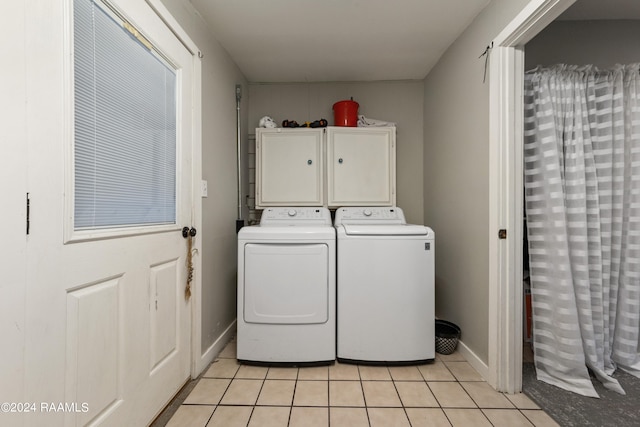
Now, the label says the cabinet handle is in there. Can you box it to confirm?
[307,159,313,165]
[338,158,343,164]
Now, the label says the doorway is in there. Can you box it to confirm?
[488,0,577,394]
[491,0,640,395]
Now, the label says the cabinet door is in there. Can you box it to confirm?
[327,127,396,207]
[256,129,324,207]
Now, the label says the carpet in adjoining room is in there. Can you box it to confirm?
[522,362,640,427]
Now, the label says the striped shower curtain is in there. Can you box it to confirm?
[523,64,640,397]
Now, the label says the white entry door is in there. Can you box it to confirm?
[20,1,196,426]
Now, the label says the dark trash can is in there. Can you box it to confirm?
[435,320,461,355]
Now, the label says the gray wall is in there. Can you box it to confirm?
[158,0,249,355]
[526,20,640,69]
[248,81,425,224]
[422,0,531,364]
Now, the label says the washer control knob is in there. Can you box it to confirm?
[363,209,372,217]
[288,209,297,217]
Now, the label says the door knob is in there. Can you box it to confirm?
[182,227,197,238]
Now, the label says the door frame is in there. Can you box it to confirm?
[144,0,204,378]
[487,0,576,393]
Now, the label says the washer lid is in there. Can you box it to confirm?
[341,224,430,236]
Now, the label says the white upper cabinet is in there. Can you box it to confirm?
[327,127,395,207]
[255,127,396,209]
[256,128,324,207]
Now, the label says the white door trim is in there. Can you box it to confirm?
[144,0,204,379]
[0,0,28,406]
[145,0,199,55]
[487,0,576,393]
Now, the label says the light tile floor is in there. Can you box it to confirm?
[164,339,559,427]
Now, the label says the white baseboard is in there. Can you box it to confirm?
[457,339,490,383]
[194,319,237,377]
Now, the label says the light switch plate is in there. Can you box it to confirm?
[201,180,208,197]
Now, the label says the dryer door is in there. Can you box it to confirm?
[243,243,329,324]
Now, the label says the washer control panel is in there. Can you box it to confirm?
[260,207,332,226]
[334,207,406,225]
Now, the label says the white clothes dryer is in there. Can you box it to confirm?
[237,207,335,364]
[335,207,435,364]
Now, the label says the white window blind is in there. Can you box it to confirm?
[74,0,177,230]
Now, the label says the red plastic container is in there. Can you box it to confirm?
[332,99,359,127]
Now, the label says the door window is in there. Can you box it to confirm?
[74,0,177,230]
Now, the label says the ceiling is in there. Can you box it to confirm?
[190,0,640,84]
[190,0,490,83]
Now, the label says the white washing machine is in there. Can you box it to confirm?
[237,207,335,364]
[335,207,435,364]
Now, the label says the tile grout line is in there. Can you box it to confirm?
[390,376,414,426]
[325,374,330,427]
[244,369,267,427]
[356,365,373,427]
[287,367,300,427]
